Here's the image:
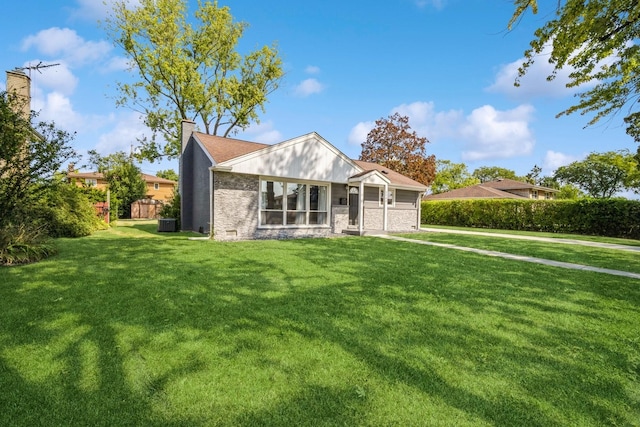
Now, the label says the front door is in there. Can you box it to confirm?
[348,188,359,226]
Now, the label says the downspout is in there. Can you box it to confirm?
[209,169,214,238]
[358,181,364,234]
[383,184,388,231]
[417,193,422,229]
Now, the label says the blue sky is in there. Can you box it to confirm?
[1,0,637,183]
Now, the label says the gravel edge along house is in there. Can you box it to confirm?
[179,120,427,240]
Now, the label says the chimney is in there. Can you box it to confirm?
[6,70,31,120]
[178,120,196,199]
[181,120,196,154]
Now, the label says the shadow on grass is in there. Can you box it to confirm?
[0,232,638,425]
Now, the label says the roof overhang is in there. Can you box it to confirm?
[348,170,391,186]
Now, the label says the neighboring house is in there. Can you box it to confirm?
[423,178,559,200]
[179,120,427,240]
[67,171,177,202]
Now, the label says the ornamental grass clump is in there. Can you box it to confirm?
[0,223,55,266]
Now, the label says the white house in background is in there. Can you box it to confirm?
[179,120,427,240]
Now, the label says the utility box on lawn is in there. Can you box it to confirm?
[158,218,177,232]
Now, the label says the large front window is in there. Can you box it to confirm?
[261,180,328,226]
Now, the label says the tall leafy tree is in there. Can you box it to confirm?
[156,169,179,182]
[430,160,479,194]
[104,0,284,161]
[525,164,542,185]
[0,91,76,229]
[359,113,436,186]
[88,150,147,218]
[553,150,640,198]
[472,166,520,183]
[509,1,640,145]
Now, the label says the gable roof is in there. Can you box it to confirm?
[67,171,104,180]
[423,178,559,200]
[424,184,525,200]
[67,171,176,184]
[194,132,269,164]
[187,131,427,191]
[481,178,557,192]
[353,160,427,190]
[141,173,177,184]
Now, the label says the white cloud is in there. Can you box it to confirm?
[348,102,463,146]
[21,27,112,67]
[239,121,283,144]
[460,104,535,161]
[543,150,581,172]
[94,112,149,155]
[70,0,140,20]
[294,78,325,97]
[70,0,110,20]
[487,56,575,100]
[22,60,78,96]
[348,121,375,145]
[305,65,321,74]
[30,84,113,139]
[36,92,80,129]
[349,101,535,161]
[487,42,609,100]
[103,56,131,73]
[391,101,463,141]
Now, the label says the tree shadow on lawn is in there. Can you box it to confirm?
[0,234,638,425]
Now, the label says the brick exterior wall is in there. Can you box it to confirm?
[211,172,421,240]
[212,172,259,240]
[388,209,419,231]
[331,206,348,232]
[213,172,333,241]
[363,207,384,230]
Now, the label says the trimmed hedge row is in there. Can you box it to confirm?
[421,198,640,239]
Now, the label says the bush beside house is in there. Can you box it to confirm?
[422,199,640,239]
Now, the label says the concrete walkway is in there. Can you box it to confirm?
[421,227,640,252]
[374,233,640,280]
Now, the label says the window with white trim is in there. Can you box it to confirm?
[85,178,97,187]
[379,188,395,207]
[531,190,538,199]
[260,180,328,226]
[154,183,160,190]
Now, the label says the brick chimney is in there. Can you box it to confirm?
[6,70,31,120]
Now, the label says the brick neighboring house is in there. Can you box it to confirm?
[423,178,559,200]
[179,120,427,240]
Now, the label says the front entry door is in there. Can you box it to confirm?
[348,189,359,226]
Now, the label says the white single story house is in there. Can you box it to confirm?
[179,120,427,240]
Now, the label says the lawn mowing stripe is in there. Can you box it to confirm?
[421,227,640,252]
[377,235,640,280]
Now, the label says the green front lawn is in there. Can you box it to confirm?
[422,224,640,247]
[1,221,638,426]
[401,232,640,275]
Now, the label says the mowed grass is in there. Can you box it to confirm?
[1,221,639,426]
[400,232,640,275]
[422,224,640,247]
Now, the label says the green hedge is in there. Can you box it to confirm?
[421,199,640,239]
